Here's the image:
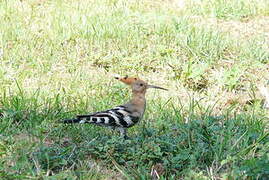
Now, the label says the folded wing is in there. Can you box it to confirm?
[63,106,140,128]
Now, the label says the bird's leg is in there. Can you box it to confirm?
[118,127,129,139]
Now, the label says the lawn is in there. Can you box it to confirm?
[0,0,269,179]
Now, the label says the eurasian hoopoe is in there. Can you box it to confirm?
[61,76,168,139]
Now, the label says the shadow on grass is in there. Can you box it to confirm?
[14,115,269,179]
[0,94,268,179]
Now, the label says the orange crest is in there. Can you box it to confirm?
[115,76,140,85]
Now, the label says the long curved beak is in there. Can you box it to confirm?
[147,84,168,91]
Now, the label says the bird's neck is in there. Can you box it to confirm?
[128,91,147,117]
[130,91,146,106]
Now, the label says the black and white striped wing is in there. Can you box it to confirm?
[77,106,140,128]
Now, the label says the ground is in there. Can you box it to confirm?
[0,0,269,179]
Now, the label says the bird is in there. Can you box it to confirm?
[61,76,168,139]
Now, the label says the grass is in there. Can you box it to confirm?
[0,0,269,179]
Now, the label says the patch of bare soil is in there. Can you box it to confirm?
[193,16,269,45]
[218,16,269,42]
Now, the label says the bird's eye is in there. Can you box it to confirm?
[140,83,143,86]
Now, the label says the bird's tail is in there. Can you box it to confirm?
[61,118,85,124]
[60,114,94,124]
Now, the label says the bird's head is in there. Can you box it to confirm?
[115,75,168,94]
